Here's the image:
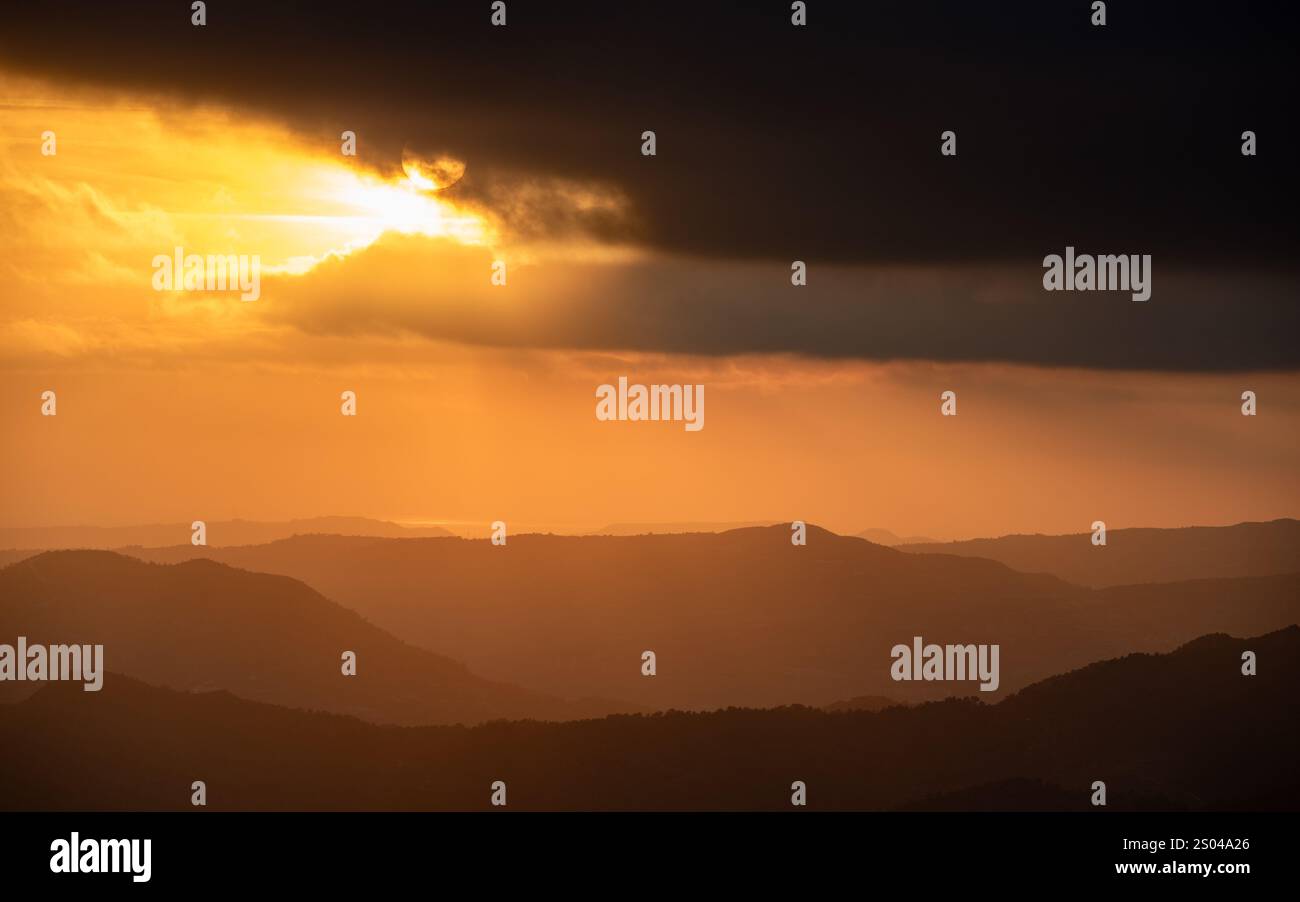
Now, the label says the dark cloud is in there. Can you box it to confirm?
[1,0,1296,265]
[3,1,1296,370]
[266,235,1298,372]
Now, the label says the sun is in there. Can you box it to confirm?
[316,155,491,253]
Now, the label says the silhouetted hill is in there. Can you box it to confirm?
[822,695,901,713]
[2,627,1294,811]
[0,550,32,569]
[901,519,1300,587]
[0,516,452,551]
[0,551,620,725]
[124,525,1300,710]
[856,529,936,546]
[593,521,779,535]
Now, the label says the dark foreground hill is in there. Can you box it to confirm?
[0,551,620,724]
[125,526,1300,709]
[1,627,1295,811]
[901,519,1300,587]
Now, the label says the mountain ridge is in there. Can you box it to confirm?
[0,516,453,551]
[900,518,1300,587]
[109,524,1300,710]
[0,549,627,725]
[3,626,1293,811]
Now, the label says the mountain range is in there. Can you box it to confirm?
[0,550,620,724]
[856,529,937,546]
[899,519,1300,587]
[113,524,1300,710]
[3,627,1293,811]
[0,516,452,551]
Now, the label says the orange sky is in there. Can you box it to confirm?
[2,72,1296,539]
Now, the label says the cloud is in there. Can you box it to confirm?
[3,3,1296,372]
[262,233,1298,372]
[1,0,1296,266]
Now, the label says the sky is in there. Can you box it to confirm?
[0,1,1296,539]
